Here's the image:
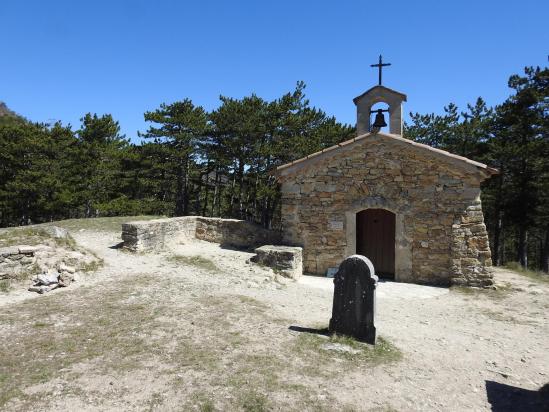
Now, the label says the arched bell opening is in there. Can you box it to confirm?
[354,85,407,136]
[356,208,396,279]
[369,102,391,133]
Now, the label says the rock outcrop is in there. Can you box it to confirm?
[0,226,100,293]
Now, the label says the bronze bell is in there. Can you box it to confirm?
[372,109,387,128]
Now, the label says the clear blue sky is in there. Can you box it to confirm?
[1,0,547,141]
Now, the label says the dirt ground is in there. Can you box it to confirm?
[0,223,548,411]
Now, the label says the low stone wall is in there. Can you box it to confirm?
[122,216,281,251]
[121,217,197,251]
[0,246,38,280]
[250,245,303,279]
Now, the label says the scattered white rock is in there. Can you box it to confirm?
[28,283,60,294]
[43,226,70,239]
[18,245,38,254]
[59,264,76,274]
[58,272,75,287]
[35,272,59,286]
[28,265,79,294]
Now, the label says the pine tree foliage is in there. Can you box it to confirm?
[0,70,547,272]
[405,66,548,272]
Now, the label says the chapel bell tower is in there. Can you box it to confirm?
[353,55,407,136]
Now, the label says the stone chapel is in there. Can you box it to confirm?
[274,83,498,287]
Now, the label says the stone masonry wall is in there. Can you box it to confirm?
[278,136,493,286]
[122,217,197,251]
[122,216,280,252]
[451,201,493,287]
[0,246,38,281]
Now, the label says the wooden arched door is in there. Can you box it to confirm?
[356,209,395,279]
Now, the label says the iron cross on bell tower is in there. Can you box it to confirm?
[368,55,392,129]
[354,55,406,136]
[370,55,391,86]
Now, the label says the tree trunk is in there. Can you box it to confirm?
[492,171,505,266]
[493,209,503,266]
[539,237,544,272]
[230,167,237,218]
[201,175,209,217]
[262,197,269,228]
[183,158,190,215]
[542,225,549,274]
[518,227,528,268]
[252,171,259,223]
[211,171,219,217]
[237,159,245,219]
[85,199,92,219]
[174,162,185,216]
[501,225,506,264]
[194,186,200,214]
[160,169,167,202]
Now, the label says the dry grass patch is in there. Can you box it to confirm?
[169,254,219,273]
[0,280,9,293]
[79,259,104,273]
[39,215,162,233]
[478,308,538,326]
[504,262,549,284]
[0,263,41,293]
[450,284,513,300]
[0,227,76,249]
[0,271,398,411]
[294,331,402,367]
[0,226,104,285]
[0,275,165,408]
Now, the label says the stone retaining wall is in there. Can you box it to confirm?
[122,216,281,251]
[0,246,39,280]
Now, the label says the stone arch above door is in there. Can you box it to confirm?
[345,197,412,282]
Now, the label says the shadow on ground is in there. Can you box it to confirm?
[109,242,125,249]
[289,325,331,336]
[485,380,549,412]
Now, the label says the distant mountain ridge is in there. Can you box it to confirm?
[0,102,17,117]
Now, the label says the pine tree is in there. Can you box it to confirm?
[75,113,130,217]
[492,67,548,269]
[140,100,209,216]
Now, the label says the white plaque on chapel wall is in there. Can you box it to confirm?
[328,220,344,231]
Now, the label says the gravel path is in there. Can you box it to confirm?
[1,229,547,411]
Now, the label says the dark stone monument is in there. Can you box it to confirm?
[329,255,378,344]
